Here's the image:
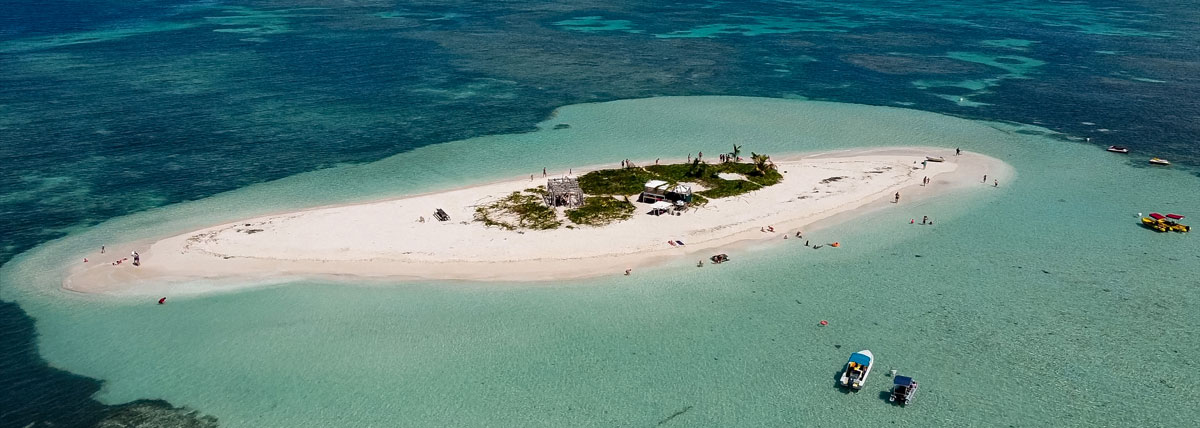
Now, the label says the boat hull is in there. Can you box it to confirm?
[838,350,874,390]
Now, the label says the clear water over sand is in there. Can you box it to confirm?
[4,97,1198,426]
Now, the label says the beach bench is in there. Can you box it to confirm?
[433,209,450,222]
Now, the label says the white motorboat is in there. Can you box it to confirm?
[1106,145,1129,153]
[1149,157,1170,166]
[839,350,874,390]
[925,156,945,162]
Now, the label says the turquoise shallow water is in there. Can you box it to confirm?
[3,97,1199,426]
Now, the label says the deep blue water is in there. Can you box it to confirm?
[1,0,1198,426]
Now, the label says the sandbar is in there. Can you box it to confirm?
[64,147,1010,294]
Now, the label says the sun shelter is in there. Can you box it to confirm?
[640,180,670,203]
[668,183,693,203]
[640,180,693,204]
[649,200,674,216]
[545,176,584,207]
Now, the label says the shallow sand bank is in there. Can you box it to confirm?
[65,147,1010,294]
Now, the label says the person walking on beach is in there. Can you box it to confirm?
[543,168,547,177]
[698,151,703,160]
[101,245,105,254]
[655,158,659,165]
[956,148,961,156]
[894,192,900,203]
[982,174,987,183]
[993,179,998,187]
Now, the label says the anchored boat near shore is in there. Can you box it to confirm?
[1141,213,1189,233]
[839,350,874,390]
[889,375,919,405]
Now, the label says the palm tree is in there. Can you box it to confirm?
[751,152,774,174]
[730,144,742,162]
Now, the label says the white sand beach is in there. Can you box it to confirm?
[65,147,1010,294]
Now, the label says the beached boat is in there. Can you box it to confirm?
[1106,146,1129,154]
[839,350,874,390]
[889,375,919,405]
[925,156,945,162]
[1149,158,1170,166]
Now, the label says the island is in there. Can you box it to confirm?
[64,147,1009,295]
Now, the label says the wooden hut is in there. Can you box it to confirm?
[545,177,584,208]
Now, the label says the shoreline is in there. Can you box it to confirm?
[63,147,1012,295]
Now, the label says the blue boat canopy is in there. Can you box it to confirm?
[894,376,913,386]
[848,352,872,366]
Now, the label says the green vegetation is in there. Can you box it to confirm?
[476,152,781,230]
[474,191,562,230]
[577,156,782,204]
[576,168,655,195]
[566,196,636,226]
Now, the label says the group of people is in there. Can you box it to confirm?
[90,246,140,266]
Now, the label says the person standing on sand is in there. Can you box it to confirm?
[101,245,105,254]
[655,158,659,165]
[994,179,998,187]
[543,168,547,177]
[982,174,987,183]
[894,192,900,203]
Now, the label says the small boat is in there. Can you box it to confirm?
[889,375,919,405]
[925,156,945,163]
[1142,212,1190,233]
[710,253,729,264]
[1149,158,1171,166]
[839,350,874,390]
[1106,146,1129,153]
